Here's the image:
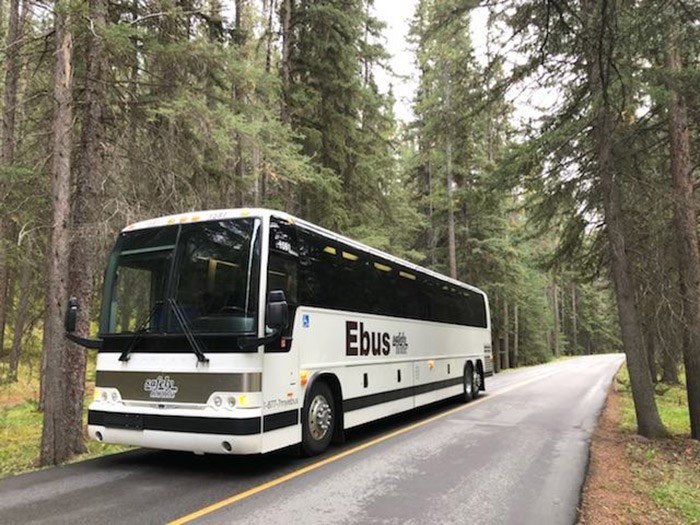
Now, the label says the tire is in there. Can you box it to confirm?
[462,363,475,403]
[472,364,482,400]
[301,381,335,456]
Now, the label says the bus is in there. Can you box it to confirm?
[66,208,492,456]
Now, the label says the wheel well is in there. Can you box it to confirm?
[308,373,345,444]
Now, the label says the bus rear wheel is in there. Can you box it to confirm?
[462,363,475,402]
[472,364,482,400]
[302,381,335,456]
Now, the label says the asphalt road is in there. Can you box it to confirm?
[0,354,624,525]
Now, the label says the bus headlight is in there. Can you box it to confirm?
[93,387,122,405]
[207,392,260,410]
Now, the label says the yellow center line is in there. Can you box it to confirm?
[169,369,561,525]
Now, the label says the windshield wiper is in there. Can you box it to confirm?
[119,301,163,362]
[167,298,209,364]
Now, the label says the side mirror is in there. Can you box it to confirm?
[65,296,78,333]
[266,290,289,330]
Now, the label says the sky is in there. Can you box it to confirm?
[372,2,547,127]
[372,1,419,123]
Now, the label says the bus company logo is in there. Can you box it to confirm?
[345,321,408,356]
[392,332,408,355]
[143,375,179,399]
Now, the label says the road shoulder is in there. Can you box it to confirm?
[578,374,699,524]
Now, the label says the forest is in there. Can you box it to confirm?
[0,0,697,466]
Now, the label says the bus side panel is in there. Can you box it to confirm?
[294,306,489,429]
[412,357,465,409]
[339,361,415,429]
[260,330,302,452]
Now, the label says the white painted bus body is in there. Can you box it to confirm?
[88,209,491,455]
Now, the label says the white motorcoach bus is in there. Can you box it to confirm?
[66,209,492,456]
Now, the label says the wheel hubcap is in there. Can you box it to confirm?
[473,370,481,391]
[465,373,473,395]
[308,394,332,441]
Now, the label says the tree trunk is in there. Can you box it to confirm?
[446,137,457,279]
[571,283,577,354]
[264,0,275,74]
[552,282,560,357]
[646,327,657,384]
[280,0,292,123]
[589,2,666,438]
[492,327,501,373]
[234,0,247,205]
[560,286,566,353]
[8,238,32,381]
[65,0,107,456]
[503,299,510,368]
[0,0,23,361]
[600,143,666,437]
[40,3,75,465]
[427,158,436,267]
[667,42,700,439]
[444,73,457,279]
[513,303,519,367]
[586,0,666,437]
[661,343,680,384]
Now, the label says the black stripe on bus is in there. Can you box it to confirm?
[88,410,300,435]
[263,409,299,432]
[342,377,463,412]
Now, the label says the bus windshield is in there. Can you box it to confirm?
[100,218,262,336]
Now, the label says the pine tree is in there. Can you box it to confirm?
[41,0,76,465]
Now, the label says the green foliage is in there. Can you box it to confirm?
[618,366,691,437]
[0,398,129,479]
[650,480,700,525]
[287,0,401,239]
[619,368,700,524]
[407,0,621,365]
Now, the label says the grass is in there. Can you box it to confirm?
[616,365,700,524]
[618,366,691,436]
[0,361,130,479]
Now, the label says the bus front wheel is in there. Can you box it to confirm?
[302,381,335,456]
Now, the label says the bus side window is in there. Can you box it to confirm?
[267,219,298,338]
[297,229,336,310]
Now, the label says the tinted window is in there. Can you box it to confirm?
[173,219,261,333]
[100,226,178,334]
[295,226,487,328]
[267,218,298,336]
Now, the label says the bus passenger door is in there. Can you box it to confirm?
[261,218,301,452]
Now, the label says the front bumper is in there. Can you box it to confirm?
[87,423,262,454]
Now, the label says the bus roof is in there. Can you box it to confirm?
[122,208,487,298]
